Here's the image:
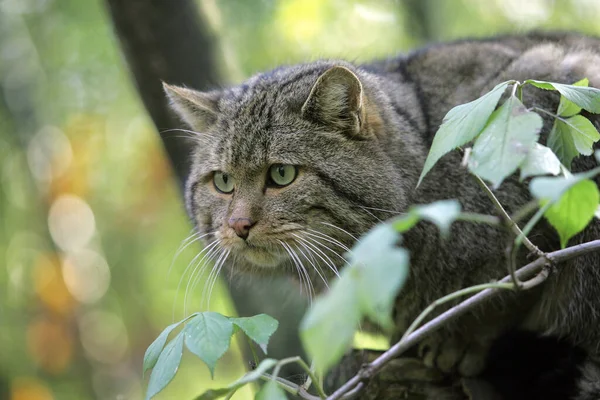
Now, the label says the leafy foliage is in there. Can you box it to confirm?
[231,315,279,354]
[418,81,511,186]
[530,166,600,248]
[393,200,462,237]
[543,180,600,248]
[526,79,600,114]
[421,79,600,187]
[468,96,542,188]
[520,143,561,180]
[300,223,408,373]
[144,313,278,399]
[300,200,466,373]
[146,332,185,399]
[185,312,234,378]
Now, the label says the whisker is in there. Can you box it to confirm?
[320,222,359,241]
[168,230,214,278]
[173,238,219,319]
[279,239,312,301]
[292,239,329,289]
[289,243,314,303]
[357,205,403,214]
[199,247,228,308]
[359,206,383,222]
[306,229,352,252]
[206,250,230,310]
[160,127,217,139]
[305,235,350,267]
[292,234,340,277]
[183,240,221,315]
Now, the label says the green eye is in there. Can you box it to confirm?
[213,172,235,193]
[268,164,297,187]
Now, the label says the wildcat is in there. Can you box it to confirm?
[164,32,600,399]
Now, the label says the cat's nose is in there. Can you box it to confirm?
[228,217,255,240]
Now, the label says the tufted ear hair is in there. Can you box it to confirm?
[163,82,220,132]
[301,66,365,136]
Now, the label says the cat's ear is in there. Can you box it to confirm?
[163,83,219,131]
[301,66,364,136]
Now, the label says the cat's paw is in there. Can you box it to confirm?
[418,332,488,377]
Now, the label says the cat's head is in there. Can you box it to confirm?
[164,62,410,286]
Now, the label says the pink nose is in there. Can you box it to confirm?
[228,218,254,240]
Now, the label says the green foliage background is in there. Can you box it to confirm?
[1,0,600,399]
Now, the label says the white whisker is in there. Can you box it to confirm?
[173,238,219,319]
[205,250,230,310]
[183,240,221,315]
[292,239,329,289]
[306,229,352,252]
[320,222,358,241]
[168,230,214,278]
[292,233,340,277]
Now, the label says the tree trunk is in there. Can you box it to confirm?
[104,0,221,183]
[103,0,307,377]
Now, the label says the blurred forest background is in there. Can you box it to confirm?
[1,0,600,399]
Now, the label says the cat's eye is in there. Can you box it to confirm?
[268,164,297,187]
[213,171,235,194]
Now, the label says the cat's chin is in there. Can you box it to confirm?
[240,247,284,269]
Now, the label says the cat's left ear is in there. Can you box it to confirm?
[301,66,365,136]
[163,83,219,132]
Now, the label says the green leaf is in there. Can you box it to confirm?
[418,81,510,186]
[144,321,182,375]
[527,79,600,114]
[468,96,542,188]
[530,174,582,202]
[557,78,588,117]
[520,143,561,180]
[256,380,288,400]
[413,200,462,237]
[564,115,600,156]
[300,272,361,374]
[526,80,555,90]
[230,314,279,354]
[350,224,409,329]
[146,331,185,399]
[548,116,600,167]
[184,312,234,378]
[392,213,420,233]
[543,180,600,248]
[547,119,579,168]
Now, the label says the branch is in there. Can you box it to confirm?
[326,239,600,400]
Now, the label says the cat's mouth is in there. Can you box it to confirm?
[227,240,287,268]
[242,246,283,267]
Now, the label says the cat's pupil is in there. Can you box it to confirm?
[277,166,285,177]
[223,174,228,183]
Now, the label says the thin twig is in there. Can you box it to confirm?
[510,200,539,223]
[268,356,328,399]
[326,239,600,400]
[473,174,543,257]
